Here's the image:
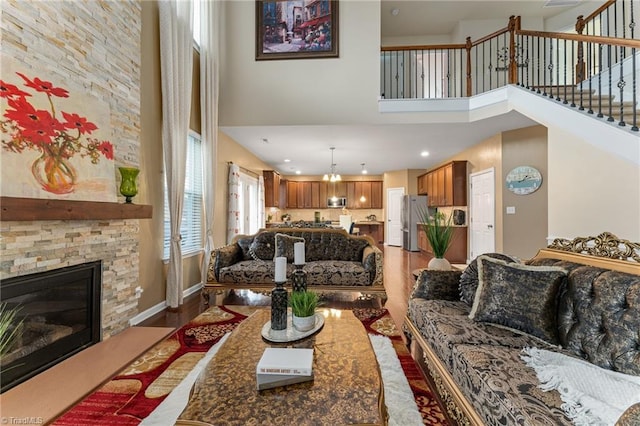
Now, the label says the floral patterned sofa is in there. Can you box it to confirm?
[204,228,383,298]
[404,233,640,426]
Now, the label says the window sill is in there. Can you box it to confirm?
[162,249,203,264]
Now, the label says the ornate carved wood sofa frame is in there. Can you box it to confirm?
[404,232,640,425]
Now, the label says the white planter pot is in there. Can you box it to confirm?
[428,257,451,271]
[292,314,315,332]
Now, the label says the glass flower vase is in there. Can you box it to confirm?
[118,167,139,203]
[32,151,77,195]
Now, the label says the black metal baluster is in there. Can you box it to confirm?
[608,42,614,121]
[563,39,568,104]
[460,49,464,96]
[543,37,547,96]
[618,44,626,126]
[556,38,561,100]
[586,41,592,112]
[489,39,493,90]
[631,0,636,39]
[427,49,431,98]
[448,48,452,98]
[483,42,486,93]
[440,49,444,98]
[632,47,638,131]
[571,39,576,107]
[421,50,425,99]
[537,37,541,93]
[598,44,604,117]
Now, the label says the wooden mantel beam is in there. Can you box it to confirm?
[0,197,152,221]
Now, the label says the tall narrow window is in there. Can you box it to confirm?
[238,171,259,236]
[163,132,203,259]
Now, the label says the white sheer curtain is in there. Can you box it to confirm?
[159,0,193,309]
[199,0,221,286]
[258,175,266,229]
[227,164,240,244]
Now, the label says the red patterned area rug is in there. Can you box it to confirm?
[53,306,448,425]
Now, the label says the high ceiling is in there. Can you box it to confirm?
[224,1,585,177]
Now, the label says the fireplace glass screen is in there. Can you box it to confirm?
[1,261,101,392]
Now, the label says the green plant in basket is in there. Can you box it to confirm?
[289,291,319,318]
[417,206,454,258]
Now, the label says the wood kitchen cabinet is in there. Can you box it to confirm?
[370,181,382,208]
[286,181,299,208]
[286,180,382,209]
[418,161,467,207]
[417,224,468,263]
[263,170,282,207]
[347,181,373,209]
[357,222,384,245]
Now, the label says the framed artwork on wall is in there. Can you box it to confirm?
[256,0,339,61]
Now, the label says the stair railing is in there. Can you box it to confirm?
[380,14,640,131]
[575,0,637,83]
[516,29,640,131]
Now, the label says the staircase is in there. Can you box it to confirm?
[528,85,639,131]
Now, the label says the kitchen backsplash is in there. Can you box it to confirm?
[267,208,384,223]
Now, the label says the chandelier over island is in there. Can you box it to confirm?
[322,147,341,182]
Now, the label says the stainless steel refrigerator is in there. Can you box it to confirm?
[402,195,428,251]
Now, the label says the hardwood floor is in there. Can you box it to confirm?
[139,245,432,333]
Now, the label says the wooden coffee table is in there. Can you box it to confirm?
[176,308,387,425]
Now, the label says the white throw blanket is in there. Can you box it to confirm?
[521,347,640,425]
[141,333,423,425]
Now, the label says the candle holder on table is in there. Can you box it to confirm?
[292,264,307,292]
[271,256,288,330]
[270,280,288,330]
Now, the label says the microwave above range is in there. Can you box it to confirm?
[327,197,347,208]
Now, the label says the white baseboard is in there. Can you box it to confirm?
[128,283,203,326]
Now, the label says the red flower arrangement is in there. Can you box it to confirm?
[1,73,114,194]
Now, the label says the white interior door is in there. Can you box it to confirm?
[386,187,404,246]
[470,168,495,259]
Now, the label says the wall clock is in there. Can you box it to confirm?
[505,166,542,195]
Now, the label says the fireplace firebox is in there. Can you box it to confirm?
[0,261,102,393]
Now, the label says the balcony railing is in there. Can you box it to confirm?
[381,1,640,132]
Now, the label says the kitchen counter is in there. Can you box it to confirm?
[355,221,383,225]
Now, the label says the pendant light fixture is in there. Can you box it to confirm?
[322,147,341,182]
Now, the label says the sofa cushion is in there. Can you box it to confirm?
[305,232,368,262]
[274,233,305,262]
[470,256,567,344]
[303,260,370,286]
[236,236,254,261]
[407,299,557,370]
[450,344,573,426]
[218,260,370,286]
[459,253,520,305]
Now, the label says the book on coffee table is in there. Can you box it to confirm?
[256,348,314,390]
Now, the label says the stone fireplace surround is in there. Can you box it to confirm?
[0,197,152,338]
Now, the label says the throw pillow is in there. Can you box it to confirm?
[459,253,520,305]
[469,256,567,344]
[248,232,276,261]
[274,233,305,262]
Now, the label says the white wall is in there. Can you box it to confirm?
[547,126,640,242]
[220,0,381,126]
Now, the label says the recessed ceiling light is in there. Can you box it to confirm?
[295,170,301,175]
[421,151,430,157]
[284,159,291,163]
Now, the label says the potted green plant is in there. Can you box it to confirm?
[417,206,455,271]
[289,290,319,332]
